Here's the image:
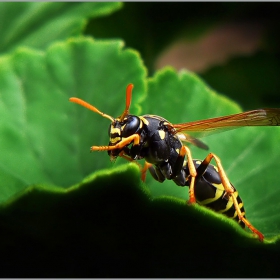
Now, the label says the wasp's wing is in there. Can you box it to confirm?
[173,108,280,138]
[177,133,209,150]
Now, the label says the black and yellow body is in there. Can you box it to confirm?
[70,83,280,242]
[109,113,247,227]
[185,160,246,228]
[108,114,188,186]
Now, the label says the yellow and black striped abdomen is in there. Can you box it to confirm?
[191,160,246,228]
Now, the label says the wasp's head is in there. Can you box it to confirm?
[108,115,141,161]
[69,84,137,162]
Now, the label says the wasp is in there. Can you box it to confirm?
[70,84,280,242]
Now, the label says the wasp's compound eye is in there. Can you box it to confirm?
[122,116,141,137]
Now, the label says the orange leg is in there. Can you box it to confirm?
[93,133,152,182]
[179,146,198,204]
[200,153,264,242]
[91,134,140,151]
[119,151,152,182]
[140,161,153,182]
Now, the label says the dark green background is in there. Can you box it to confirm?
[0,2,280,277]
[87,2,280,110]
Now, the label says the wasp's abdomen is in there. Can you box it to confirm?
[189,160,246,228]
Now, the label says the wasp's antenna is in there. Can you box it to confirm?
[69,97,114,122]
[120,83,133,121]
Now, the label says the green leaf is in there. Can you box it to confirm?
[0,164,279,277]
[0,37,147,203]
[1,36,280,245]
[0,2,122,53]
[1,36,280,276]
[85,2,229,72]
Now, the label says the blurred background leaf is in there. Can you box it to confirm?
[86,2,280,109]
[0,2,122,53]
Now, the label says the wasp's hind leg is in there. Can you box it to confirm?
[199,153,264,242]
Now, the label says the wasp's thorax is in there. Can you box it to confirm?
[108,115,142,160]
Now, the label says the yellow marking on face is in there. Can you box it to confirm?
[121,124,126,131]
[195,160,202,165]
[139,116,149,126]
[110,136,121,144]
[158,130,165,140]
[176,148,180,154]
[110,127,121,135]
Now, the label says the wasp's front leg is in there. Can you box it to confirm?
[90,134,140,152]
